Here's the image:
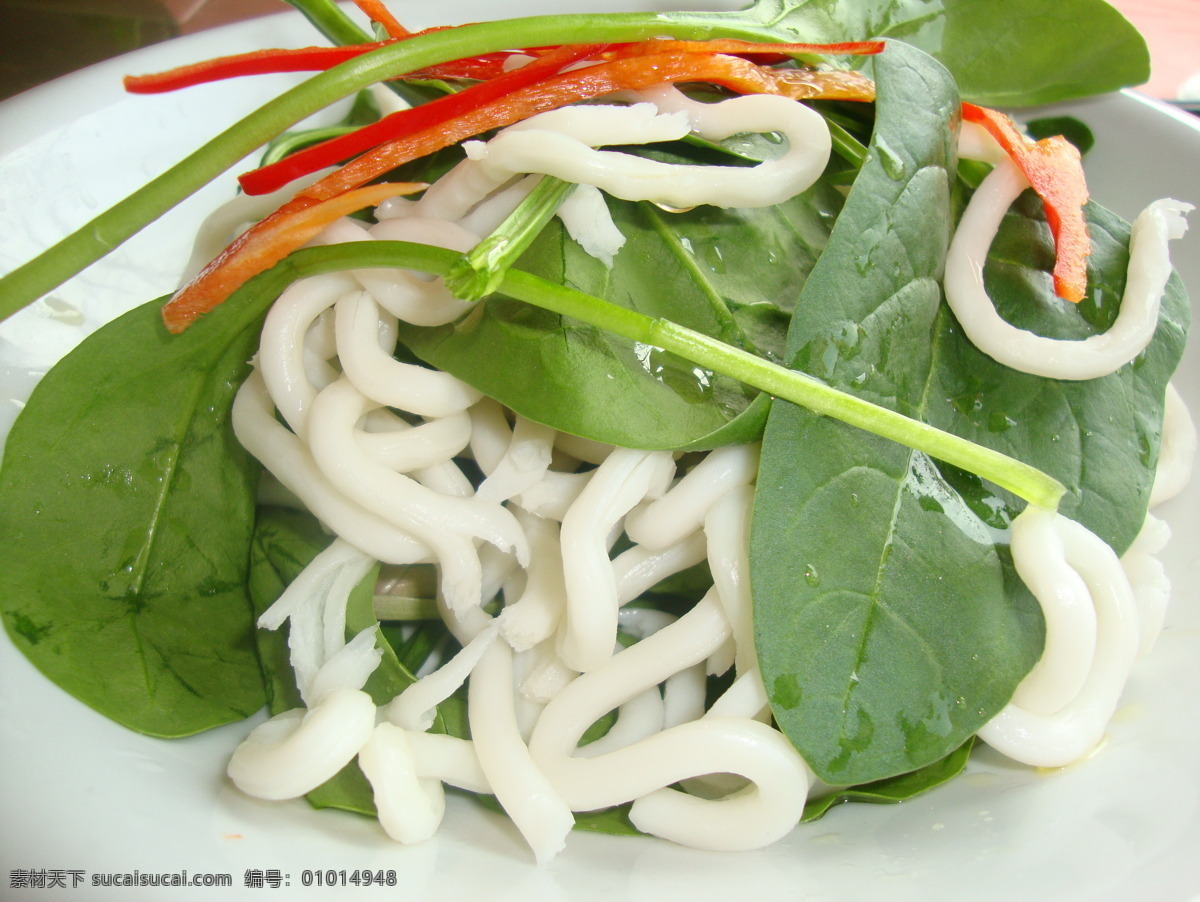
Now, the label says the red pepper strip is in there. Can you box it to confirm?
[350,0,411,38]
[161,181,423,333]
[238,42,607,196]
[961,102,1090,303]
[124,44,393,94]
[168,50,875,331]
[125,43,531,94]
[240,46,875,197]
[406,54,520,81]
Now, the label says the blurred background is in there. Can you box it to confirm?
[0,0,1196,103]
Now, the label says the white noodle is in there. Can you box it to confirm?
[499,510,568,652]
[257,273,357,434]
[944,158,1191,380]
[335,289,483,417]
[979,507,1140,766]
[1151,381,1197,505]
[625,442,759,550]
[1120,513,1173,658]
[558,448,676,672]
[476,416,557,503]
[470,91,830,210]
[227,688,377,801]
[359,723,448,845]
[232,371,433,565]
[469,641,575,864]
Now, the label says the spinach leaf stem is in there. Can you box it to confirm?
[444,176,577,301]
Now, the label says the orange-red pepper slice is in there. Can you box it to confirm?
[161,181,423,333]
[961,102,1090,303]
[237,42,606,196]
[350,0,410,38]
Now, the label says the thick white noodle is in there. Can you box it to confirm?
[355,410,474,474]
[944,159,1191,379]
[499,510,567,652]
[469,91,830,210]
[305,377,529,610]
[529,593,809,850]
[1120,513,1173,657]
[517,470,592,521]
[466,397,513,475]
[359,723,448,844]
[232,370,433,565]
[227,688,377,801]
[257,273,358,434]
[558,448,676,672]
[979,507,1140,766]
[476,416,557,504]
[335,289,483,417]
[704,484,758,677]
[625,443,759,550]
[612,532,708,604]
[517,641,577,706]
[1006,509,1098,715]
[1151,382,1197,505]
[468,641,575,864]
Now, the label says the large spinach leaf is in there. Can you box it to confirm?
[0,289,273,737]
[738,0,1147,106]
[397,179,842,451]
[752,41,1044,785]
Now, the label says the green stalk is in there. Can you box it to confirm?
[270,241,1066,509]
[0,7,794,325]
[282,0,373,45]
[828,118,868,167]
[444,176,576,301]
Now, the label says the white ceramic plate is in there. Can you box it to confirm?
[1,5,1197,901]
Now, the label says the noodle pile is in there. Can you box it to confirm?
[221,90,1193,860]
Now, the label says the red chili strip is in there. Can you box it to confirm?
[962,102,1090,303]
[237,42,608,196]
[124,45,392,94]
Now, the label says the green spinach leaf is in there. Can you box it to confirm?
[752,41,1044,785]
[0,290,273,737]
[397,179,843,451]
[802,738,974,821]
[744,0,1148,106]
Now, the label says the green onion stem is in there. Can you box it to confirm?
[273,241,1067,510]
[283,0,373,46]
